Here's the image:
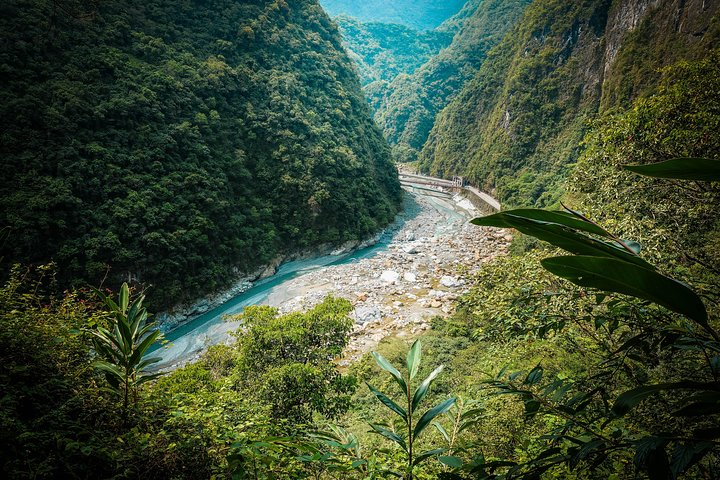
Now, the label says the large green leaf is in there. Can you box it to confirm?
[541,256,709,329]
[472,209,611,237]
[129,329,161,366]
[433,422,451,443]
[119,283,129,314]
[672,392,720,417]
[406,339,421,381]
[613,382,715,416]
[413,448,447,466]
[369,423,407,451]
[137,356,161,370]
[371,351,407,393]
[472,213,651,268]
[414,398,456,439]
[367,383,407,419]
[624,158,720,181]
[439,455,464,469]
[412,365,444,412]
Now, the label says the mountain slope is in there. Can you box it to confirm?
[0,0,402,309]
[334,16,453,86]
[420,0,720,207]
[369,0,532,162]
[320,0,466,30]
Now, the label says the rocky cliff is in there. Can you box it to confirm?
[419,0,720,207]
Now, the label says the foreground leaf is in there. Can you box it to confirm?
[367,383,407,419]
[369,423,407,451]
[371,351,407,392]
[413,448,447,466]
[412,365,444,411]
[406,340,422,381]
[624,157,720,181]
[613,382,717,416]
[541,256,709,329]
[472,213,651,268]
[414,398,456,439]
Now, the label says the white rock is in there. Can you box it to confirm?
[403,272,417,283]
[352,305,382,324]
[440,276,464,288]
[380,270,400,284]
[402,244,418,254]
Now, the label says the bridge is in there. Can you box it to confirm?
[398,172,501,212]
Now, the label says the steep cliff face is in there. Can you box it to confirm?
[601,0,720,109]
[419,0,720,207]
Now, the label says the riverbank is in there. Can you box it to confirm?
[154,199,413,333]
[149,189,509,371]
[266,192,510,363]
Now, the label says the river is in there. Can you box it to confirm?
[149,189,509,371]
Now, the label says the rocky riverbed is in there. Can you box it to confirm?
[265,191,511,363]
[150,189,509,371]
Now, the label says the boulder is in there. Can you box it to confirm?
[403,272,417,283]
[352,305,382,324]
[380,270,400,284]
[440,276,464,288]
[402,244,418,254]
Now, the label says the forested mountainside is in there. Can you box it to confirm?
[368,0,532,163]
[3,0,720,479]
[420,0,720,207]
[333,16,452,87]
[0,0,401,310]
[319,0,466,31]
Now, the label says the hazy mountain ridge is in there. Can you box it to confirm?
[368,0,532,163]
[333,16,453,86]
[320,0,466,30]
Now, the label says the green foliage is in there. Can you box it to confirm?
[335,16,452,86]
[0,266,123,478]
[420,0,613,206]
[228,297,357,424]
[328,50,720,480]
[419,0,720,208]
[465,72,720,476]
[0,267,362,478]
[91,282,162,420]
[472,208,710,327]
[367,340,456,479]
[624,158,720,181]
[371,0,531,161]
[0,0,402,310]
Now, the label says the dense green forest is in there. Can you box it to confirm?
[419,0,720,207]
[2,0,720,478]
[369,0,531,163]
[333,16,453,87]
[320,0,466,31]
[0,0,401,309]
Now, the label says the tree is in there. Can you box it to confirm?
[367,339,456,479]
[90,282,162,421]
[230,297,357,424]
[471,157,720,478]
